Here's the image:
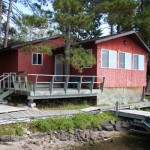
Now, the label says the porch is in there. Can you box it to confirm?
[0,73,105,102]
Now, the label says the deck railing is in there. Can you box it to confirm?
[2,73,105,96]
[27,74,105,95]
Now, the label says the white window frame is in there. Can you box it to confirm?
[32,53,43,65]
[133,54,144,71]
[83,49,92,68]
[118,51,132,70]
[101,49,117,69]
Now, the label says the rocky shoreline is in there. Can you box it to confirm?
[0,120,132,150]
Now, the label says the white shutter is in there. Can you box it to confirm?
[125,53,132,70]
[138,55,144,70]
[109,50,117,68]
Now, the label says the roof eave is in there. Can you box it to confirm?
[95,31,150,52]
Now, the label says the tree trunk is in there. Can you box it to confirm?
[65,25,71,75]
[0,0,2,45]
[4,0,13,48]
[110,25,113,35]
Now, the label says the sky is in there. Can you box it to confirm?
[15,2,110,36]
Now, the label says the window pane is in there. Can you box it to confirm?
[38,54,42,64]
[109,50,116,68]
[102,50,109,67]
[125,53,131,69]
[138,55,144,70]
[134,55,138,69]
[119,52,125,68]
[32,54,37,64]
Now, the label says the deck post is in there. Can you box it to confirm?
[100,77,105,92]
[115,101,119,117]
[28,99,36,108]
[49,76,54,95]
[78,76,83,93]
[12,75,16,92]
[64,75,69,94]
[24,75,29,93]
[90,76,95,93]
[33,75,38,95]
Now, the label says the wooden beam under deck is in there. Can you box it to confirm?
[16,88,100,99]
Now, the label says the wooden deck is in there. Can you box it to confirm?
[10,74,105,100]
[117,109,150,120]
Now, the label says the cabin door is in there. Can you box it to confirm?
[55,54,63,81]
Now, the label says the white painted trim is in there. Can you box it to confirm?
[55,54,63,81]
[133,54,144,71]
[101,49,117,69]
[118,51,132,70]
[32,53,43,65]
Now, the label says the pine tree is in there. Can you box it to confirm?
[53,0,96,73]
[100,0,139,34]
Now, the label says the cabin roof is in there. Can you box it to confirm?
[95,31,150,52]
[0,31,149,52]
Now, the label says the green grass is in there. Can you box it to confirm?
[0,112,121,136]
[30,112,120,132]
[0,123,24,136]
[38,104,89,110]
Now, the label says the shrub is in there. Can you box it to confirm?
[15,126,24,136]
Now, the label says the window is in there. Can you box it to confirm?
[83,49,92,68]
[118,52,131,69]
[32,53,43,65]
[133,54,144,70]
[101,49,117,68]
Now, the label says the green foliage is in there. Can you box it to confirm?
[0,128,15,136]
[31,119,51,132]
[70,46,96,72]
[22,43,53,55]
[15,126,24,136]
[30,112,120,132]
[0,124,24,136]
[100,0,139,32]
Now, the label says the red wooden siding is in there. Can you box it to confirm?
[0,50,18,74]
[18,50,54,75]
[97,36,147,88]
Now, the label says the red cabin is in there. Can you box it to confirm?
[0,31,149,105]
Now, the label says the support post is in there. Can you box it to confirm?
[28,99,36,108]
[64,75,69,94]
[78,76,82,94]
[115,101,119,117]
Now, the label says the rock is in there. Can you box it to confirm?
[68,129,74,134]
[97,126,102,131]
[0,135,19,142]
[122,121,130,129]
[101,122,114,131]
[32,140,41,145]
[59,133,67,141]
[115,121,127,131]
[109,120,115,126]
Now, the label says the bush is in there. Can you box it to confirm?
[15,126,24,136]
[30,112,120,132]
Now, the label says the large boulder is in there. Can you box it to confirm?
[101,122,114,131]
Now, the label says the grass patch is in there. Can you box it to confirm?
[0,123,24,136]
[30,112,120,132]
[38,104,89,110]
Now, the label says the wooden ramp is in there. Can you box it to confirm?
[117,109,150,120]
